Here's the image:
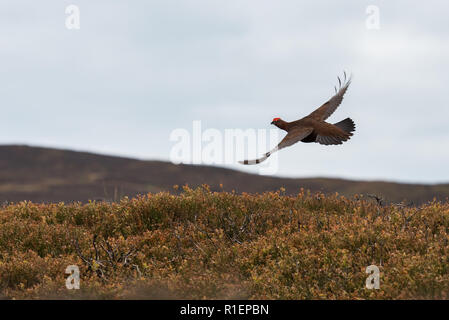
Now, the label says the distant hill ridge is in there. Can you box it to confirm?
[0,145,448,204]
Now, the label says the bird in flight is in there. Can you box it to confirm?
[239,72,355,165]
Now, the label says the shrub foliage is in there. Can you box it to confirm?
[0,186,447,299]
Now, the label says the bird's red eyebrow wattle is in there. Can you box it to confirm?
[273,117,281,121]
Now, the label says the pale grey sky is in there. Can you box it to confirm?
[0,1,448,183]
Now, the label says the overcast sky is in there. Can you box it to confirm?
[0,1,448,183]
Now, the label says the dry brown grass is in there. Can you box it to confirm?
[0,186,447,299]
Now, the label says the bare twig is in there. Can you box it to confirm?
[72,235,139,280]
[367,194,384,207]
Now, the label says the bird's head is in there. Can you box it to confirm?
[271,117,281,125]
[271,117,288,131]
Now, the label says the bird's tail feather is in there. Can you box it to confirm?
[334,117,355,134]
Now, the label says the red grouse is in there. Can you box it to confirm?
[240,72,355,165]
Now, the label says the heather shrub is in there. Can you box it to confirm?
[0,186,447,299]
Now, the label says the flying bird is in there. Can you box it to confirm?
[239,72,355,165]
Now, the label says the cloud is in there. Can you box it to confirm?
[0,0,448,183]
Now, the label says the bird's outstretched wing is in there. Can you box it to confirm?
[239,127,313,165]
[308,72,352,121]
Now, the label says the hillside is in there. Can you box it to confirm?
[0,145,448,204]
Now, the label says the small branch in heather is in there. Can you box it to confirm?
[72,235,139,281]
[367,194,384,207]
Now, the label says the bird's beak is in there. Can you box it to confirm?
[270,121,275,125]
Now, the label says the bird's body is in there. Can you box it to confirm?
[240,73,355,165]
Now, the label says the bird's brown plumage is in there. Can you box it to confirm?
[240,73,355,165]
